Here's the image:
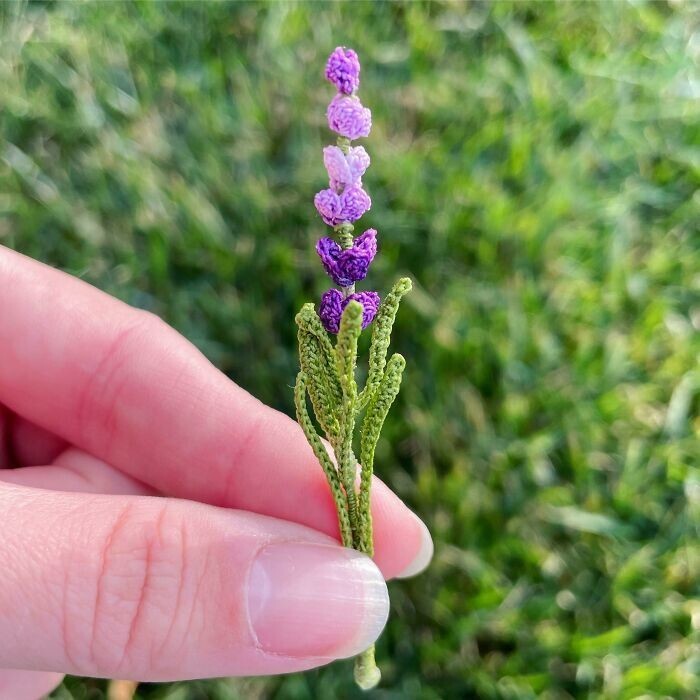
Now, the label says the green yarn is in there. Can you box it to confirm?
[359,277,412,408]
[294,371,353,547]
[296,303,342,439]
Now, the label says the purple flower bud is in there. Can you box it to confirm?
[316,228,378,287]
[314,185,371,226]
[319,288,344,333]
[352,290,381,329]
[340,185,371,222]
[323,145,370,191]
[319,288,381,334]
[325,47,360,94]
[327,94,372,140]
[313,189,343,227]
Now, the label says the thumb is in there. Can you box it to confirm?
[0,483,388,680]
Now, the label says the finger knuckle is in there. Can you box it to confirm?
[85,503,192,676]
[75,310,166,451]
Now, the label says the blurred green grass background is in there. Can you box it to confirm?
[1,1,699,698]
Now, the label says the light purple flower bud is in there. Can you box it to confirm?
[319,288,381,334]
[314,185,371,226]
[323,145,370,190]
[340,185,371,222]
[314,189,342,226]
[325,47,360,94]
[327,94,372,140]
[316,229,378,287]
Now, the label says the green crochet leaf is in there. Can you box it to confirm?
[335,300,362,400]
[359,277,411,408]
[294,371,353,547]
[295,303,342,438]
[358,352,406,554]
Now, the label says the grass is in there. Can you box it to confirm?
[1,1,699,698]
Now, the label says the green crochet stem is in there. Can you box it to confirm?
[295,276,411,690]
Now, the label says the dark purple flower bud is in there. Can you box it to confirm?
[325,47,360,94]
[316,228,378,287]
[319,288,345,333]
[352,290,381,329]
[327,94,372,140]
[319,288,381,334]
[314,185,371,226]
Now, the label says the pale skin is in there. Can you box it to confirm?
[0,245,432,699]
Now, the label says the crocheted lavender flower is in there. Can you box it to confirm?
[316,228,377,287]
[325,46,360,94]
[297,47,413,691]
[327,94,372,140]
[323,145,370,190]
[318,288,380,334]
[314,185,371,226]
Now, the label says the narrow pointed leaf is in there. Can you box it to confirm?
[358,352,406,553]
[294,371,353,547]
[296,303,342,438]
[359,277,411,407]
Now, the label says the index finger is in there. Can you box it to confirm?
[0,246,431,579]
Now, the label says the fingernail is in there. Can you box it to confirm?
[247,542,389,659]
[396,517,434,579]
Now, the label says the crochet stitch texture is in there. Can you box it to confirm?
[316,228,377,287]
[319,289,381,333]
[324,46,361,94]
[323,145,370,190]
[327,94,372,140]
[314,186,371,227]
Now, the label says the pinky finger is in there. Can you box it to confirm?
[0,447,154,496]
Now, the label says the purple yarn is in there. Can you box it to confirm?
[340,185,371,222]
[314,185,371,226]
[327,94,372,140]
[323,145,370,190]
[318,289,344,334]
[319,288,381,334]
[325,47,360,94]
[316,228,378,287]
[315,49,380,335]
[313,189,343,227]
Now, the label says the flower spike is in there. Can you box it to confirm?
[295,47,412,690]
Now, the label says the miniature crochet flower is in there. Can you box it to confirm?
[323,145,370,190]
[327,94,372,139]
[319,288,380,334]
[314,185,371,226]
[297,47,413,690]
[325,46,360,94]
[316,228,377,287]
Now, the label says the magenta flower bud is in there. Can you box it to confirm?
[316,229,377,287]
[314,185,371,226]
[319,288,381,334]
[327,94,372,140]
[325,46,360,94]
[323,145,370,191]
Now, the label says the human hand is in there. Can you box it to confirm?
[0,246,432,699]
